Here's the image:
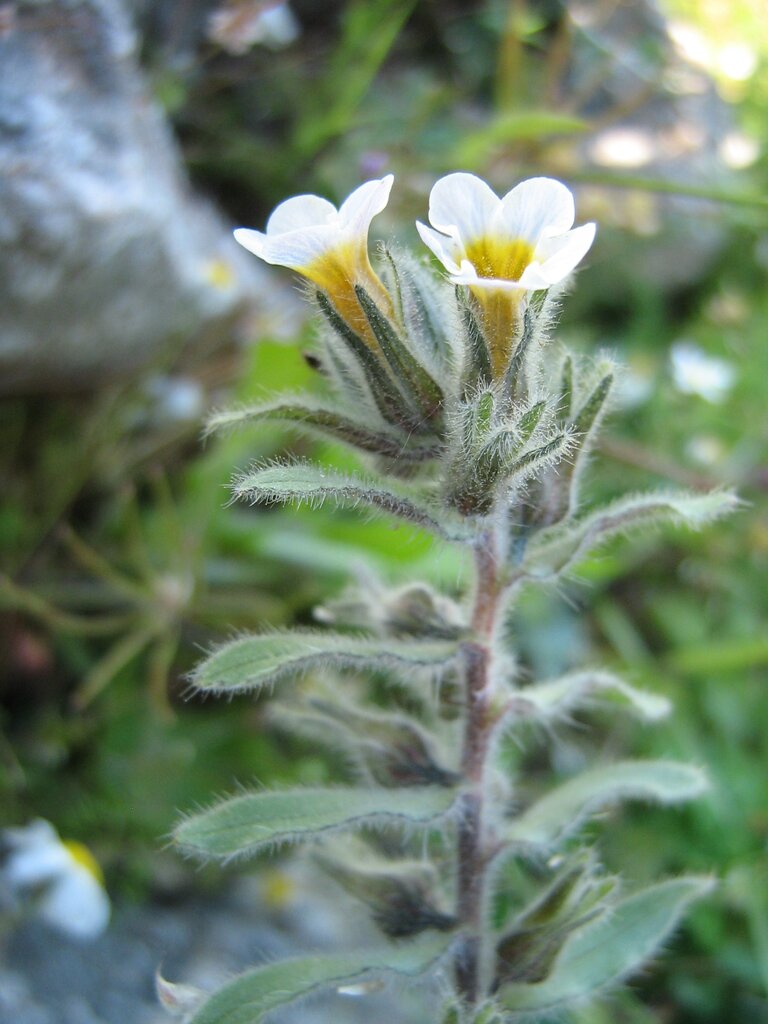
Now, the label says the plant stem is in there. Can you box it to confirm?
[455,526,503,1008]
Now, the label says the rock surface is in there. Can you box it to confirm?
[0,0,299,395]
[0,872,437,1024]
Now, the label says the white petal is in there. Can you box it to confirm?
[338,175,394,236]
[496,177,575,245]
[450,261,525,292]
[416,221,463,274]
[527,222,596,285]
[40,867,110,940]
[428,172,499,240]
[234,225,333,269]
[266,194,337,235]
[3,823,71,887]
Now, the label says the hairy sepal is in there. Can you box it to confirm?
[504,760,708,849]
[191,629,457,695]
[184,933,454,1024]
[525,489,741,578]
[497,877,714,1013]
[355,284,445,420]
[382,247,455,374]
[232,460,469,539]
[315,290,421,430]
[174,786,457,861]
[315,840,456,938]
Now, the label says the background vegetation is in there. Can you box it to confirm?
[1,1,766,1021]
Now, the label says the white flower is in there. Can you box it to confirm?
[416,172,595,294]
[416,173,595,374]
[234,176,394,344]
[670,341,735,404]
[2,819,110,940]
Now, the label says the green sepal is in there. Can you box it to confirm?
[497,877,714,1012]
[505,760,708,848]
[206,399,438,462]
[191,630,457,695]
[232,460,469,539]
[456,288,493,394]
[495,861,617,987]
[186,933,454,1024]
[355,284,444,419]
[503,305,536,401]
[315,290,417,429]
[307,698,459,787]
[174,785,457,861]
[558,354,574,423]
[315,842,456,938]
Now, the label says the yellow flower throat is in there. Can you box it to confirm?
[464,236,535,378]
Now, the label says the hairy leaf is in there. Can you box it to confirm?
[513,670,671,722]
[174,786,457,860]
[526,490,741,577]
[192,630,457,695]
[206,400,437,461]
[498,877,713,1011]
[505,761,708,847]
[232,461,466,538]
[188,933,453,1024]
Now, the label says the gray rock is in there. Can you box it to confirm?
[0,0,300,395]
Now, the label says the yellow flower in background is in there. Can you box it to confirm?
[417,173,596,375]
[2,819,110,940]
[234,175,394,345]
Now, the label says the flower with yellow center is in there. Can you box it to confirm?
[1,819,110,940]
[416,173,596,376]
[234,175,394,346]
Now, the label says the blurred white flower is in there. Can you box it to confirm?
[670,341,735,404]
[234,176,394,345]
[2,819,110,940]
[208,1,299,55]
[416,173,595,374]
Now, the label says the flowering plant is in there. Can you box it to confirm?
[164,173,735,1023]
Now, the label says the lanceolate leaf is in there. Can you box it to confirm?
[187,933,454,1024]
[498,877,714,1012]
[206,401,438,461]
[513,670,671,722]
[232,461,467,538]
[525,490,741,577]
[505,760,708,848]
[192,631,457,694]
[174,786,457,860]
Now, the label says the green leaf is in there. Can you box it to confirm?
[232,460,466,539]
[454,111,589,166]
[174,786,457,860]
[192,630,457,694]
[513,669,671,722]
[206,400,437,462]
[498,877,714,1012]
[505,761,708,847]
[525,490,741,577]
[188,932,452,1024]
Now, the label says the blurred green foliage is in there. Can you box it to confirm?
[1,1,767,1021]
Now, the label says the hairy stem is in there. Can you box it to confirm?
[455,527,503,1007]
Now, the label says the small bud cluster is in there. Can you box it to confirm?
[166,173,735,1024]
